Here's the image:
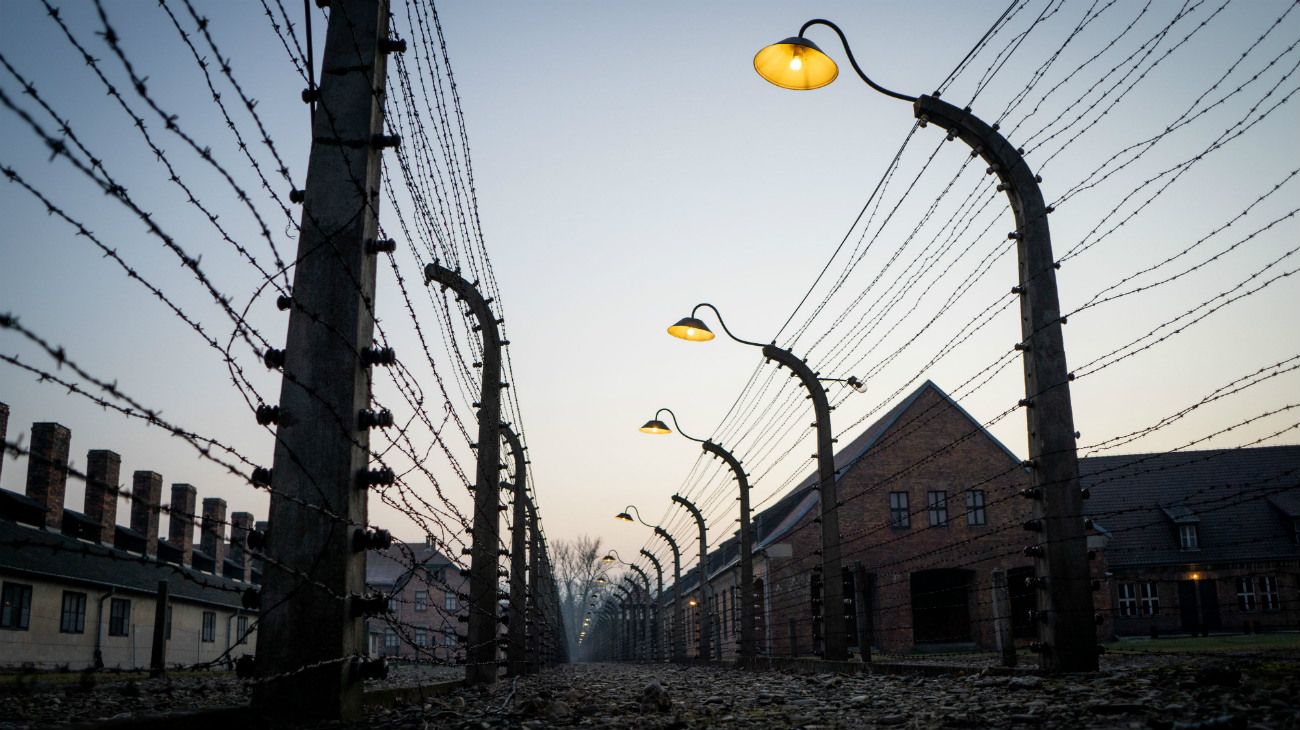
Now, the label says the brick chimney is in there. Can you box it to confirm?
[130,471,163,557]
[0,402,9,485]
[229,511,254,582]
[168,483,197,566]
[25,422,70,530]
[200,497,227,570]
[84,450,121,545]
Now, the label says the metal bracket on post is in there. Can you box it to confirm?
[425,261,503,684]
[913,94,1095,673]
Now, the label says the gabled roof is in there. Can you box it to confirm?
[678,380,1020,589]
[1269,493,1300,518]
[366,541,456,592]
[0,517,246,609]
[1081,445,1300,568]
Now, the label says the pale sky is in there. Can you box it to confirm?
[1,1,1297,585]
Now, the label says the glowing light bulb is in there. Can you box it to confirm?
[789,55,803,72]
[685,327,698,338]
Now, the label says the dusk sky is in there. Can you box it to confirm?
[1,1,1297,586]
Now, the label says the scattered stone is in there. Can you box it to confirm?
[1008,675,1044,689]
[1195,665,1243,688]
[639,679,672,713]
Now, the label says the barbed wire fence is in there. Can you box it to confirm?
[0,0,564,719]
[593,0,1299,669]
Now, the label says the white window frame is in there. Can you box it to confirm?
[1237,576,1257,612]
[1118,583,1138,617]
[1179,524,1199,550]
[1259,576,1280,611]
[1139,582,1159,616]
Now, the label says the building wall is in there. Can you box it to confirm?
[369,564,467,662]
[1108,561,1300,637]
[0,572,253,670]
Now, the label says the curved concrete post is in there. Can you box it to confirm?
[425,261,503,684]
[914,95,1094,672]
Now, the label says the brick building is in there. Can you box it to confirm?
[0,406,259,670]
[1081,445,1300,637]
[674,380,1049,658]
[661,383,1299,662]
[365,541,467,662]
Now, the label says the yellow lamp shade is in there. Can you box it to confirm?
[639,419,672,435]
[667,317,715,342]
[601,554,616,563]
[754,36,838,91]
[615,511,634,521]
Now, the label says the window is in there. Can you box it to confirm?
[383,628,398,653]
[1139,582,1159,616]
[1179,524,1199,550]
[1,582,33,630]
[444,629,457,647]
[387,596,398,613]
[1259,576,1280,611]
[1118,583,1138,617]
[109,598,131,637]
[201,610,216,642]
[415,628,429,647]
[1237,577,1257,612]
[927,491,948,527]
[60,591,87,634]
[237,615,249,642]
[888,492,910,528]
[965,490,987,526]
[414,590,429,612]
[444,593,458,611]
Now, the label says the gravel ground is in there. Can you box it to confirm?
[348,656,1300,730]
[2,654,1297,729]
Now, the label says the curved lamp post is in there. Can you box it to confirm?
[668,493,711,661]
[615,505,686,662]
[640,409,757,660]
[603,550,652,661]
[500,424,529,677]
[668,303,860,660]
[427,261,504,682]
[638,548,665,662]
[752,18,1094,672]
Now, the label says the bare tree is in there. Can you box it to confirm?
[552,534,605,656]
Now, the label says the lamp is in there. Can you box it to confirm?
[754,19,916,102]
[753,36,838,90]
[638,419,671,435]
[666,317,715,342]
